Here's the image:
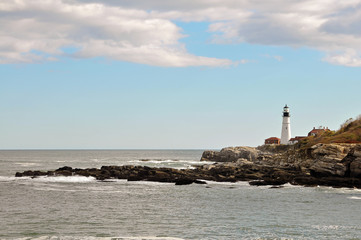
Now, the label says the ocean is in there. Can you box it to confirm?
[0,150,360,240]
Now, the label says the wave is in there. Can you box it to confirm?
[311,225,356,230]
[0,175,95,183]
[315,185,361,194]
[202,180,250,187]
[124,180,174,186]
[0,176,23,182]
[14,162,40,167]
[347,196,361,200]
[137,158,167,162]
[32,176,96,183]
[129,159,213,170]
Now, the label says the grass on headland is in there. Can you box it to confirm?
[298,115,361,149]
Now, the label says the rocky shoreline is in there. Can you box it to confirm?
[15,143,361,188]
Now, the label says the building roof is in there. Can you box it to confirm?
[265,137,280,140]
[308,127,329,136]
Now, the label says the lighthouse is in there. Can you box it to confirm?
[281,105,291,144]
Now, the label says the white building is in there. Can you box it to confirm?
[281,105,291,144]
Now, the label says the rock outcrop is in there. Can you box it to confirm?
[15,143,361,188]
[15,163,300,186]
[15,165,208,185]
[201,146,260,162]
[200,143,361,188]
[341,145,361,178]
[305,143,351,177]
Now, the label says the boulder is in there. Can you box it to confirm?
[56,166,73,172]
[350,158,361,178]
[342,145,361,178]
[201,150,220,161]
[307,144,350,177]
[175,178,195,185]
[201,146,259,162]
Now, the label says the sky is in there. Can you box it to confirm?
[1,0,361,149]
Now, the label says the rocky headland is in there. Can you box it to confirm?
[15,143,361,188]
[15,117,361,188]
[200,143,361,188]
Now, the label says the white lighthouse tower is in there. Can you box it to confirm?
[281,105,291,144]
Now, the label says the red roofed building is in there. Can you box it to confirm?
[308,127,329,137]
[265,137,281,145]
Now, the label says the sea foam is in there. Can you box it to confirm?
[347,196,361,200]
[32,176,96,183]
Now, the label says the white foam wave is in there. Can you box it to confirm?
[311,225,354,230]
[126,180,174,186]
[202,180,250,187]
[184,161,213,165]
[316,185,361,194]
[351,188,361,192]
[282,183,303,188]
[14,162,39,167]
[32,176,96,183]
[348,196,361,200]
[0,176,95,183]
[0,176,26,182]
[131,159,179,164]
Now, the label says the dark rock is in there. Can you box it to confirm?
[56,166,73,171]
[175,178,195,185]
[249,179,287,186]
[201,150,220,161]
[194,180,207,184]
[269,185,284,189]
[55,170,73,176]
[347,145,361,178]
[127,175,144,181]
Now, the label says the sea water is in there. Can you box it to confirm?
[0,150,360,240]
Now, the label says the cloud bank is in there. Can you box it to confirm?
[1,0,361,67]
[0,0,232,66]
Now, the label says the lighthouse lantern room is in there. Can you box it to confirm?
[281,105,291,144]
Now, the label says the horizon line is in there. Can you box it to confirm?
[0,148,219,151]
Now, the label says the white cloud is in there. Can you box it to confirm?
[2,0,361,67]
[137,0,361,67]
[0,0,232,66]
[324,49,361,67]
[202,0,361,67]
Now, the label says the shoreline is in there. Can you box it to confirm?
[14,143,361,189]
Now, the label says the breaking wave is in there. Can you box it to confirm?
[31,176,96,183]
[0,175,95,183]
[347,196,361,200]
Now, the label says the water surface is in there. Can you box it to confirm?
[0,150,360,239]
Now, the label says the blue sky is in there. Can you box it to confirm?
[1,0,361,149]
